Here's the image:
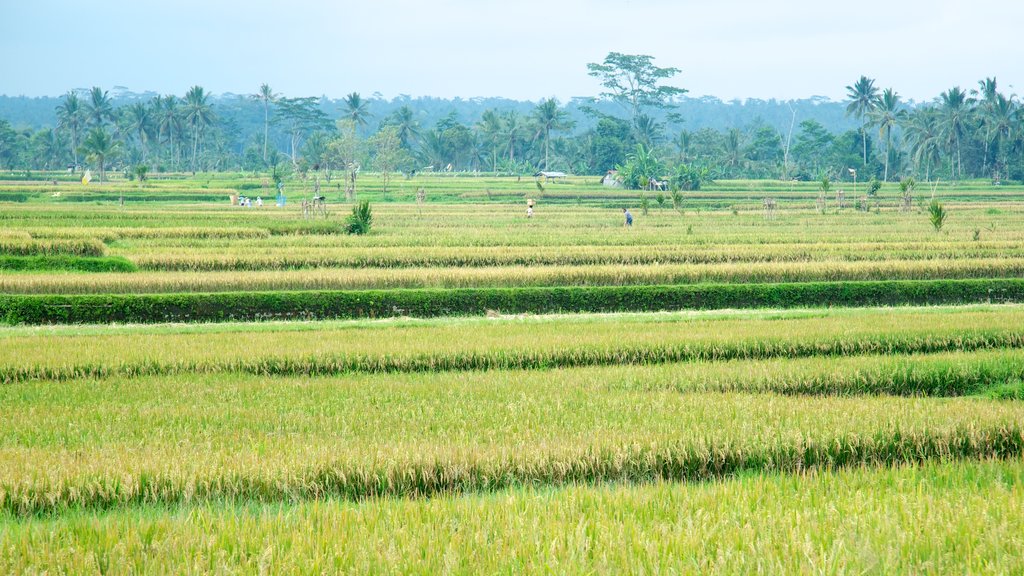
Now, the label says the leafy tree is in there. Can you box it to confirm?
[439,122,475,170]
[251,83,278,163]
[56,92,85,168]
[845,76,879,167]
[671,163,712,191]
[615,144,664,189]
[746,126,783,163]
[531,99,574,170]
[330,119,363,199]
[368,126,409,195]
[587,52,687,125]
[0,120,17,169]
[275,97,331,165]
[791,120,834,177]
[590,116,633,173]
[79,127,119,182]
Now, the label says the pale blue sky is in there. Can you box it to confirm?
[2,0,1021,102]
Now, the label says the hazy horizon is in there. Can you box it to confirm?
[2,0,1022,103]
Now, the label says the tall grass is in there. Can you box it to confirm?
[1,370,1022,515]
[3,460,1022,573]
[3,306,1024,382]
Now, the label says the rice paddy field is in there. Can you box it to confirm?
[2,173,1024,573]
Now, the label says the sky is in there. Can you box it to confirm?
[2,0,1022,103]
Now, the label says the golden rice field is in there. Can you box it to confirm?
[2,177,1024,572]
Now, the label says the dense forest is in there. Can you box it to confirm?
[0,54,1021,187]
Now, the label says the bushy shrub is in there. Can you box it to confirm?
[346,200,373,235]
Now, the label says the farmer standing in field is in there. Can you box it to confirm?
[623,207,633,228]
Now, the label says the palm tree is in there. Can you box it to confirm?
[972,77,999,174]
[938,87,973,181]
[845,76,879,166]
[122,102,154,163]
[724,128,743,174]
[983,93,1018,180]
[415,129,447,170]
[867,88,906,181]
[673,130,692,164]
[79,127,119,182]
[632,114,663,150]
[478,109,503,172]
[155,95,182,169]
[904,109,943,182]
[85,87,115,127]
[501,110,524,162]
[343,92,372,132]
[252,83,278,163]
[531,98,574,171]
[56,92,85,169]
[183,86,214,173]
[385,105,420,149]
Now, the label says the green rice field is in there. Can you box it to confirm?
[2,174,1023,572]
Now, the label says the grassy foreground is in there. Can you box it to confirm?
[2,367,1022,515]
[2,460,1023,573]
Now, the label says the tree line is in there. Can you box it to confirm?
[0,55,1021,187]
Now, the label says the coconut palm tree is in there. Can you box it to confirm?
[938,87,974,181]
[56,91,85,169]
[85,87,115,127]
[478,109,503,173]
[531,98,574,171]
[122,102,155,163]
[252,83,278,163]
[183,85,214,173]
[155,95,182,169]
[383,105,420,150]
[868,88,906,181]
[632,113,663,151]
[973,77,999,174]
[79,127,119,182]
[904,109,943,182]
[983,93,1018,180]
[501,110,524,162]
[845,76,879,167]
[343,92,372,132]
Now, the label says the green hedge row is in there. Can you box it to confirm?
[2,278,1023,324]
[0,255,137,273]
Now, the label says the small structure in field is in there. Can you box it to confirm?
[534,171,566,182]
[762,197,777,220]
[602,170,621,188]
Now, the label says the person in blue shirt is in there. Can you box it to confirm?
[623,208,633,227]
